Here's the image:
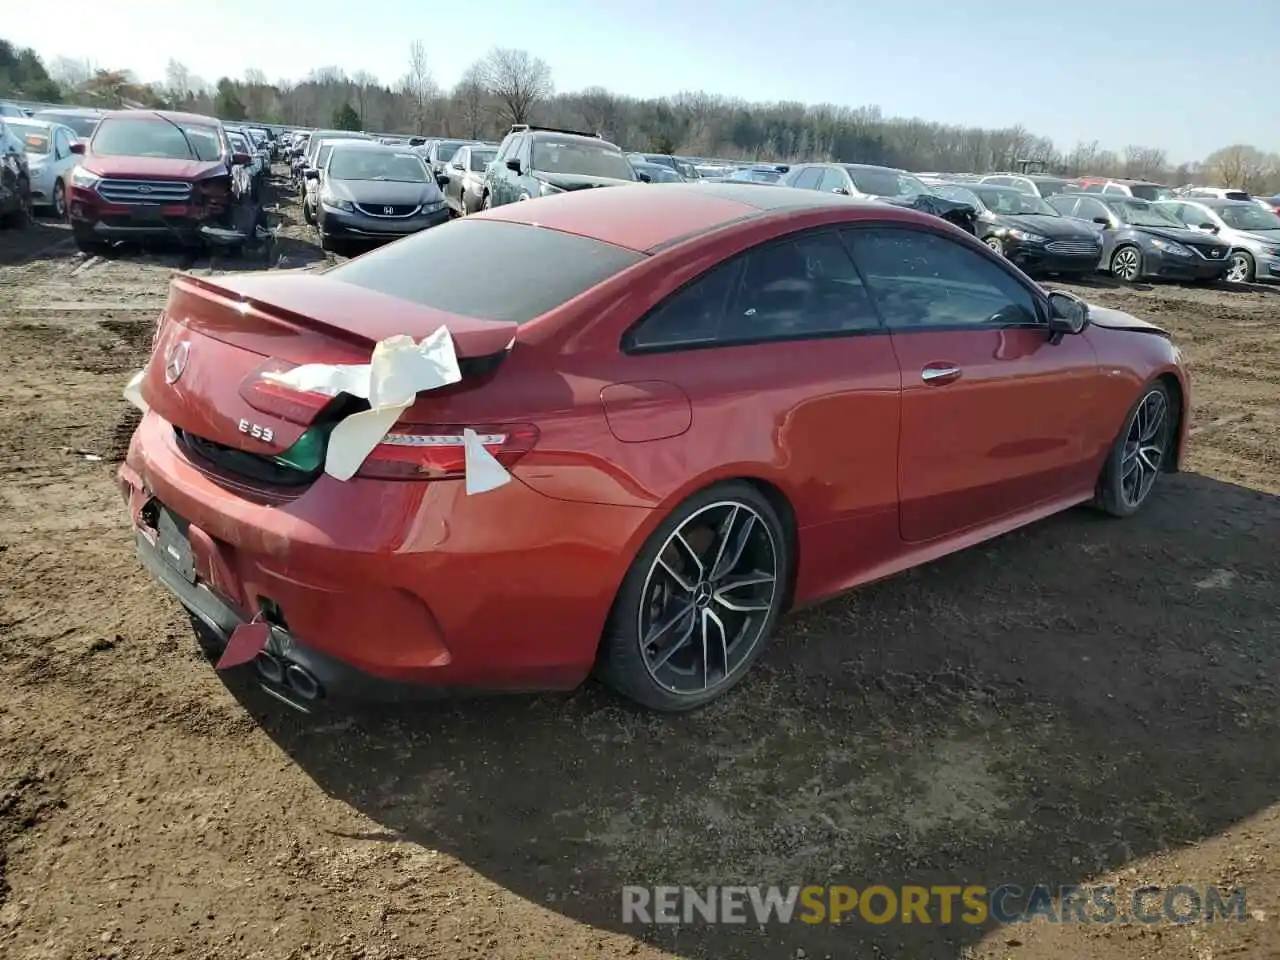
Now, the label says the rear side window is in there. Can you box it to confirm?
[625,231,881,351]
[327,220,644,324]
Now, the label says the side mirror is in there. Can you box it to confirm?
[232,151,251,166]
[69,141,85,155]
[435,172,449,188]
[832,187,850,196]
[1198,222,1219,233]
[1047,291,1089,340]
[637,171,652,183]
[1091,216,1110,226]
[505,158,521,173]
[304,168,319,180]
[449,161,463,170]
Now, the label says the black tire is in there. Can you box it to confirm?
[983,236,1004,257]
[1225,250,1255,284]
[52,179,67,220]
[1,177,31,228]
[72,225,109,256]
[303,196,315,225]
[481,192,492,211]
[1095,380,1176,518]
[596,481,791,712]
[1109,244,1142,283]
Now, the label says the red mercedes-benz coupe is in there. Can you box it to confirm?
[119,183,1189,713]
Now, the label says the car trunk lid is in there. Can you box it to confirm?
[139,272,519,459]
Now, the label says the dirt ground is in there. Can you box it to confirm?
[1,174,1277,960]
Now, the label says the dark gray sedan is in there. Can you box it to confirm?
[1046,193,1230,283]
[307,143,449,253]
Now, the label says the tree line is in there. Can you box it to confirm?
[4,38,1280,195]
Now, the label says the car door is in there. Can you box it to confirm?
[445,146,467,209]
[841,225,1101,543]
[52,127,74,178]
[621,228,902,596]
[1060,196,1116,264]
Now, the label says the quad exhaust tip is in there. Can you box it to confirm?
[252,651,323,706]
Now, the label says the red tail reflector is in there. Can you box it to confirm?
[357,423,539,480]
[239,358,335,424]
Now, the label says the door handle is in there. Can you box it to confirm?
[921,364,962,384]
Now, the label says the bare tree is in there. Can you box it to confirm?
[401,41,436,132]
[49,55,94,90]
[478,47,552,125]
[1203,144,1274,191]
[1123,145,1167,180]
[452,64,489,139]
[351,70,378,129]
[164,59,191,103]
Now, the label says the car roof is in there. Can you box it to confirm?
[477,182,935,254]
[1190,198,1256,208]
[33,106,105,116]
[99,109,219,125]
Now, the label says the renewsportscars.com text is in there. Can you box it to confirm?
[621,884,1248,926]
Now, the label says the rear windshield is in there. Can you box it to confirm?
[1127,183,1172,201]
[33,111,99,138]
[92,118,223,161]
[327,219,644,324]
[7,120,50,154]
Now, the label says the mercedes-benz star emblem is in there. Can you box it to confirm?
[164,340,190,384]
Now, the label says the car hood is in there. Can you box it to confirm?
[991,213,1097,239]
[1086,304,1169,337]
[535,172,638,191]
[82,155,227,180]
[327,177,444,205]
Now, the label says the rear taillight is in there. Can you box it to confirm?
[357,424,539,480]
[239,359,335,424]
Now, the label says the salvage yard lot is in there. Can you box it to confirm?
[1,178,1278,960]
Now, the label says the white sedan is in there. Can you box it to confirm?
[6,118,79,218]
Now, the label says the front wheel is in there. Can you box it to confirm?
[596,482,790,712]
[1095,381,1175,517]
[984,236,1004,257]
[52,179,67,220]
[303,196,315,225]
[1225,250,1255,284]
[1110,245,1142,282]
[481,192,492,211]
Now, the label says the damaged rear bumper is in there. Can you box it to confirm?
[134,524,431,710]
[118,411,651,709]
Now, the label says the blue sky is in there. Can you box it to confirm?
[7,0,1278,162]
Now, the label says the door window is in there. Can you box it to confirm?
[816,167,849,194]
[1074,198,1111,224]
[842,227,1040,330]
[792,166,823,190]
[625,231,881,351]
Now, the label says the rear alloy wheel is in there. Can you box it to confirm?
[598,483,789,711]
[984,236,1005,256]
[1225,250,1255,284]
[1110,245,1142,282]
[1096,381,1174,517]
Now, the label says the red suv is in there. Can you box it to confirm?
[67,109,251,254]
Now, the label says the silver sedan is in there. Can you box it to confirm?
[5,118,79,218]
[441,143,498,216]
